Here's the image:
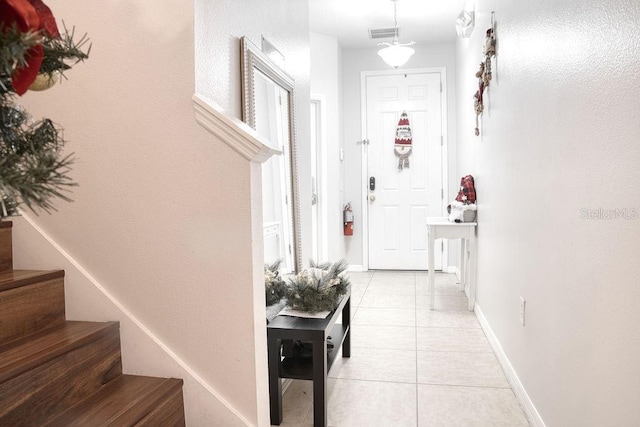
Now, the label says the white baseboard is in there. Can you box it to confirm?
[349,266,459,274]
[475,305,546,427]
[445,266,460,278]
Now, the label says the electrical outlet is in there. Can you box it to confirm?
[519,297,526,326]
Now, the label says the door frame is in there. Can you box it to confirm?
[310,94,329,262]
[360,67,449,271]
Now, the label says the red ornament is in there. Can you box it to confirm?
[0,0,59,95]
[0,0,39,32]
[28,0,60,37]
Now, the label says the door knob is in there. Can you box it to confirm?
[369,195,376,202]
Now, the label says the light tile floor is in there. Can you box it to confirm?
[272,271,530,427]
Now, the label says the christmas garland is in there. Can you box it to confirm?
[285,260,350,313]
[0,0,90,218]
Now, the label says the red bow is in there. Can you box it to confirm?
[0,0,60,95]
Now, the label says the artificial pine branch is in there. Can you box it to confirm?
[39,23,90,75]
[0,12,89,218]
[0,108,76,216]
[309,259,332,270]
[285,260,350,313]
[0,25,40,93]
[265,260,287,306]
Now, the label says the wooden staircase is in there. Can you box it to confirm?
[0,221,186,426]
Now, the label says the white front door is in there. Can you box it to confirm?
[364,71,444,270]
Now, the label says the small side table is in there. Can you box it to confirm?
[426,218,477,311]
[267,293,351,427]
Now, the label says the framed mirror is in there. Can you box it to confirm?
[240,36,302,274]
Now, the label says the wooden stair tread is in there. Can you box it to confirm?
[0,270,65,292]
[0,220,185,424]
[43,375,184,426]
[0,321,119,384]
[0,270,65,345]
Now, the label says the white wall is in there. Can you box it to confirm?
[310,33,345,263]
[455,1,640,425]
[14,1,309,426]
[341,44,458,269]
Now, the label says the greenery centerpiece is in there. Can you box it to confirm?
[285,260,350,313]
[0,0,90,218]
[264,260,287,306]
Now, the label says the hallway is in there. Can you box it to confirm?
[273,271,529,426]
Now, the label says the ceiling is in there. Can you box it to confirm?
[309,0,468,49]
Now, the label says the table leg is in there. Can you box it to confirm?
[312,339,328,427]
[268,337,283,425]
[342,296,351,358]
[428,227,436,310]
[469,233,477,311]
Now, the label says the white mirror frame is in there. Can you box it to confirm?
[240,36,302,273]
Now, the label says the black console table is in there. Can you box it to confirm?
[267,292,351,427]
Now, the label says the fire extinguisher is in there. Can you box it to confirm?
[343,202,354,236]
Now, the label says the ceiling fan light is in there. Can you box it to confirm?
[376,0,415,68]
[378,44,415,68]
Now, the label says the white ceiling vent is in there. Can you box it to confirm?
[368,27,399,39]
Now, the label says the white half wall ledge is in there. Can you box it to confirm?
[475,304,546,427]
[192,93,281,163]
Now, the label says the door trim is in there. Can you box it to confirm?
[310,94,329,262]
[360,67,449,271]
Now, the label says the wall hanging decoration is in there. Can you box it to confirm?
[473,12,496,136]
[0,0,90,218]
[394,111,412,170]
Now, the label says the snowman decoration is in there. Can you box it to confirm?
[394,111,412,170]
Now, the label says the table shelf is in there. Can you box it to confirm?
[279,323,349,380]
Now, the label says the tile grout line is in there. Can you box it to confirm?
[349,270,373,320]
[415,381,512,390]
[329,377,416,386]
